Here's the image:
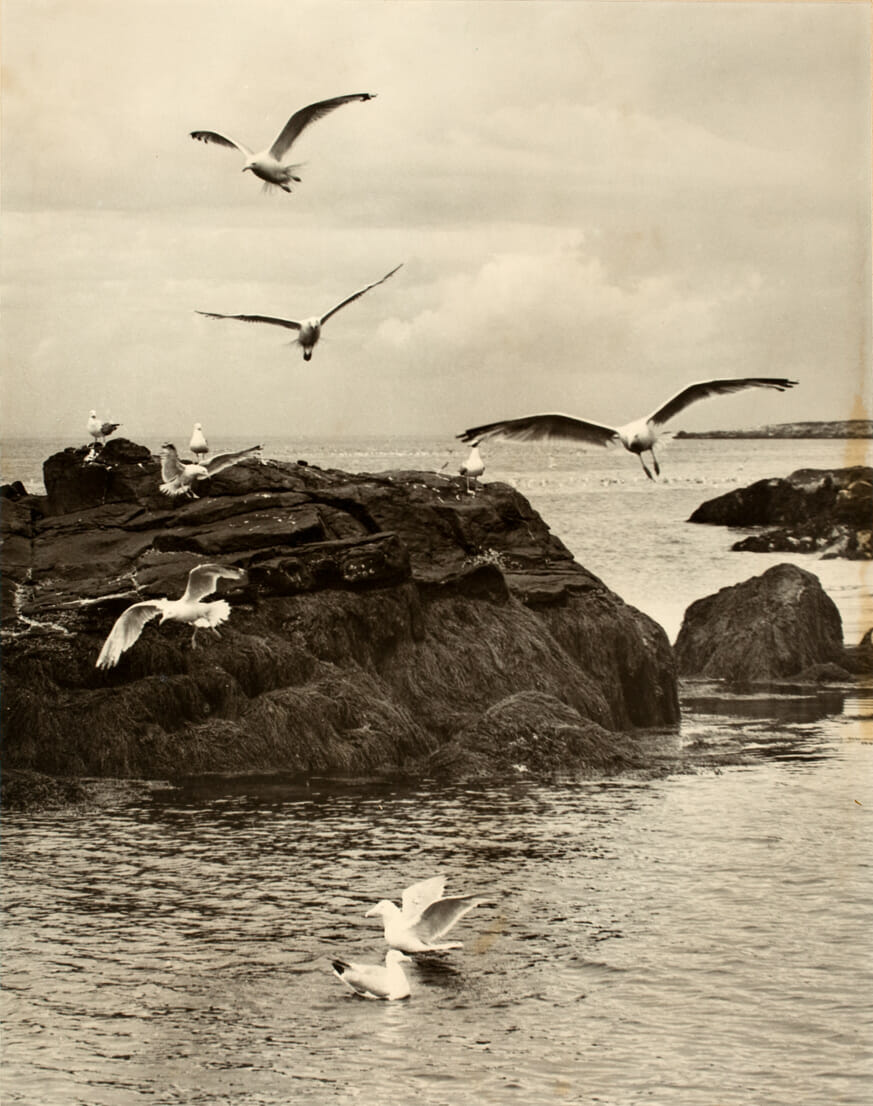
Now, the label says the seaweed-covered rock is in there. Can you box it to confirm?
[674,564,845,682]
[688,466,873,559]
[2,441,679,779]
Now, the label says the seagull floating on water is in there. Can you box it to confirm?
[458,377,798,479]
[160,443,261,499]
[459,442,485,493]
[189,423,209,460]
[190,93,377,193]
[366,876,484,953]
[331,950,411,1001]
[95,564,246,669]
[196,264,402,361]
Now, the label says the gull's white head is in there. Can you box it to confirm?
[385,950,411,965]
[365,900,398,919]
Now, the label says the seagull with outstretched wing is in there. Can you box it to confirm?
[366,876,485,953]
[159,442,261,499]
[190,93,377,193]
[95,564,246,669]
[196,264,402,361]
[458,377,798,479]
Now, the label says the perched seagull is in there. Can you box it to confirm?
[458,377,798,480]
[160,443,262,500]
[190,93,377,193]
[196,264,402,362]
[95,564,246,669]
[366,876,484,953]
[459,442,485,493]
[87,411,121,445]
[189,423,209,460]
[331,950,411,1001]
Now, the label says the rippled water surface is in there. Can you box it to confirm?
[4,701,872,1106]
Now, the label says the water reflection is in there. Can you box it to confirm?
[3,705,872,1106]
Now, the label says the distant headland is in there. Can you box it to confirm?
[674,420,873,440]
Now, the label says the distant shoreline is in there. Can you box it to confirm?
[674,420,873,440]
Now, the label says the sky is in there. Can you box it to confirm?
[2,0,871,448]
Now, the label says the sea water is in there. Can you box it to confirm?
[2,435,872,1105]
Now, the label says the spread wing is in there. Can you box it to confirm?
[96,601,166,669]
[182,564,247,602]
[458,413,618,447]
[160,448,184,482]
[189,130,253,157]
[268,93,377,161]
[203,444,262,477]
[196,310,301,331]
[647,377,798,428]
[320,264,403,325]
[401,876,446,919]
[409,895,482,943]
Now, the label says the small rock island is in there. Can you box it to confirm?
[1,440,679,785]
[689,466,873,559]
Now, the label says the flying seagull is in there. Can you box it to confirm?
[196,264,402,361]
[458,377,798,479]
[87,410,121,445]
[189,423,209,460]
[331,950,411,1001]
[365,876,484,953]
[160,443,261,499]
[95,564,246,669]
[190,93,377,193]
[459,442,485,493]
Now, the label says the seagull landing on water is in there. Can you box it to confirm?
[189,423,209,460]
[95,564,246,669]
[458,377,798,480]
[190,93,377,193]
[160,443,261,499]
[196,264,402,362]
[459,442,485,494]
[331,950,411,1001]
[366,876,485,953]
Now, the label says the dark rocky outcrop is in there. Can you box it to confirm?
[688,466,873,559]
[1,440,678,782]
[675,420,873,439]
[674,564,846,683]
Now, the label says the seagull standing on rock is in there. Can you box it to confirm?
[458,377,798,480]
[459,442,485,493]
[95,564,246,669]
[87,410,121,446]
[189,423,209,460]
[190,92,377,193]
[366,876,485,953]
[196,264,403,362]
[159,443,262,499]
[331,950,412,1001]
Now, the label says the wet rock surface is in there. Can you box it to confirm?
[674,563,847,683]
[2,440,679,782]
